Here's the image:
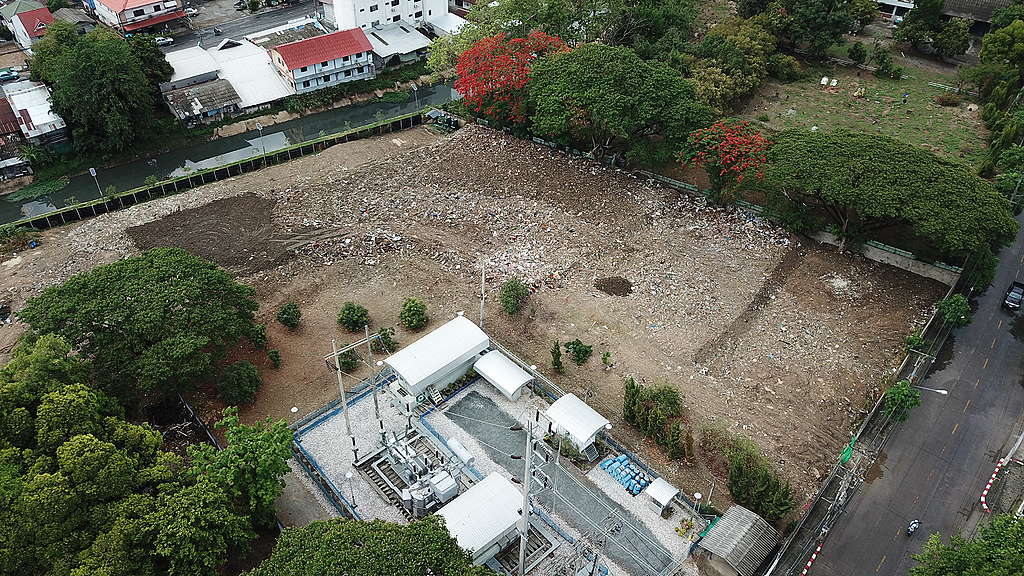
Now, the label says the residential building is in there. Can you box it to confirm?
[879,0,1011,22]
[89,0,186,34]
[2,80,67,145]
[0,0,42,31]
[328,0,446,31]
[363,21,429,67]
[164,79,242,125]
[52,7,96,34]
[268,28,374,93]
[320,0,464,63]
[11,7,52,51]
[246,17,327,49]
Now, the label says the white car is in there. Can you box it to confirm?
[154,36,174,46]
[184,7,198,16]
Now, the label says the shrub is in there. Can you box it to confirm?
[624,378,685,449]
[550,340,564,373]
[268,350,281,368]
[250,324,267,350]
[499,278,531,315]
[934,92,962,107]
[905,330,927,353]
[218,360,261,404]
[936,294,971,327]
[398,298,428,330]
[371,327,399,354]
[564,339,593,365]
[847,41,867,65]
[337,302,370,332]
[601,351,612,366]
[726,436,795,523]
[277,302,301,330]
[335,350,360,373]
[768,53,803,82]
[882,379,921,422]
[873,49,902,79]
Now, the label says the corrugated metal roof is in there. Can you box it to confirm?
[121,8,186,31]
[0,0,42,22]
[164,78,241,119]
[942,0,1011,22]
[272,28,372,71]
[16,7,53,38]
[545,393,610,448]
[698,506,780,576]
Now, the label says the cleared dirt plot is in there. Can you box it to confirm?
[0,124,944,504]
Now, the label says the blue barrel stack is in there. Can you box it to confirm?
[599,454,651,495]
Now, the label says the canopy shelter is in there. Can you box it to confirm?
[696,506,780,576]
[436,472,521,565]
[643,477,679,514]
[384,315,489,400]
[544,393,610,450]
[474,350,532,401]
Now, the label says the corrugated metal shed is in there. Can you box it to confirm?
[942,0,1011,22]
[698,506,780,576]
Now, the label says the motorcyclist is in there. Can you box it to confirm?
[907,519,921,535]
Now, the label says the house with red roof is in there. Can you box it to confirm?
[90,0,185,33]
[266,27,375,94]
[11,7,53,51]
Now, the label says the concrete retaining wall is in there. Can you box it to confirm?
[810,231,960,286]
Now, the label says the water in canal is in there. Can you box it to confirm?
[0,81,458,225]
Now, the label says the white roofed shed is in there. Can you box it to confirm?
[474,350,532,401]
[544,393,610,450]
[384,315,489,399]
[643,477,679,514]
[436,472,521,565]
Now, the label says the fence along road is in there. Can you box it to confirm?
[809,211,1024,576]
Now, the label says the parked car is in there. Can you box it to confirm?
[0,69,19,83]
[154,36,174,46]
[184,7,198,15]
[1004,281,1024,310]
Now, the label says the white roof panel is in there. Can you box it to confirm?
[165,46,219,83]
[545,393,610,447]
[644,477,678,506]
[208,39,294,108]
[384,315,489,390]
[437,472,521,556]
[365,21,430,58]
[474,350,532,399]
[427,11,466,35]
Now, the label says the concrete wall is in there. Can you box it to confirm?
[809,231,959,286]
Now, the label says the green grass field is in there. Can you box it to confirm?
[740,60,988,167]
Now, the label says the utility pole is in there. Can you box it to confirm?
[332,339,356,461]
[365,324,380,422]
[518,419,534,576]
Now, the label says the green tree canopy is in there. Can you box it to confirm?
[783,0,853,56]
[761,129,1018,263]
[528,43,713,165]
[911,515,1024,576]
[991,1,1024,30]
[248,517,490,576]
[18,248,260,403]
[981,19,1024,79]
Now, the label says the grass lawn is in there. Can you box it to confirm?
[739,61,988,166]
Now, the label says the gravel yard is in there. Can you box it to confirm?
[0,124,945,509]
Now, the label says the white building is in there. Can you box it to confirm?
[544,393,611,455]
[10,6,52,52]
[321,0,464,65]
[435,472,522,565]
[473,350,532,401]
[90,0,186,33]
[267,27,375,93]
[329,0,445,31]
[384,315,490,403]
[2,80,67,144]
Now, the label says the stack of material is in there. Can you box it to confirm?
[600,454,652,495]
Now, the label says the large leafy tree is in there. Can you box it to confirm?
[187,407,293,527]
[934,18,972,57]
[981,19,1024,79]
[762,129,1018,268]
[249,517,490,576]
[528,43,713,165]
[18,248,260,403]
[911,515,1024,576]
[127,34,175,100]
[783,0,853,56]
[454,31,566,126]
[991,1,1024,30]
[894,0,944,46]
[29,23,167,153]
[683,119,771,199]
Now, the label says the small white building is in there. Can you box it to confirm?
[11,6,51,51]
[267,27,374,94]
[473,350,532,401]
[364,21,431,68]
[435,472,521,565]
[90,0,186,33]
[2,80,67,144]
[643,477,679,516]
[544,393,610,454]
[207,39,295,111]
[384,315,489,402]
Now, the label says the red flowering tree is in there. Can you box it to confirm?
[683,120,771,201]
[454,31,566,126]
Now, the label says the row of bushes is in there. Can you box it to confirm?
[623,377,691,461]
[276,298,428,336]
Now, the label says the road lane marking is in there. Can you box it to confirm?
[952,422,960,435]
[894,527,902,541]
[983,357,989,369]
[998,319,1003,329]
[876,555,887,572]
[975,379,981,389]
[964,399,971,413]
[992,337,998,349]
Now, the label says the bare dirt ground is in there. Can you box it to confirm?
[0,124,944,506]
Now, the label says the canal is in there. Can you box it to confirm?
[1,81,458,225]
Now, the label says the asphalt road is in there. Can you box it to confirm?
[815,215,1024,576]
[163,0,317,52]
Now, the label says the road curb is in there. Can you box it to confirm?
[980,458,1005,512]
[800,543,824,575]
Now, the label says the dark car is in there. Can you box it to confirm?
[1004,281,1024,310]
